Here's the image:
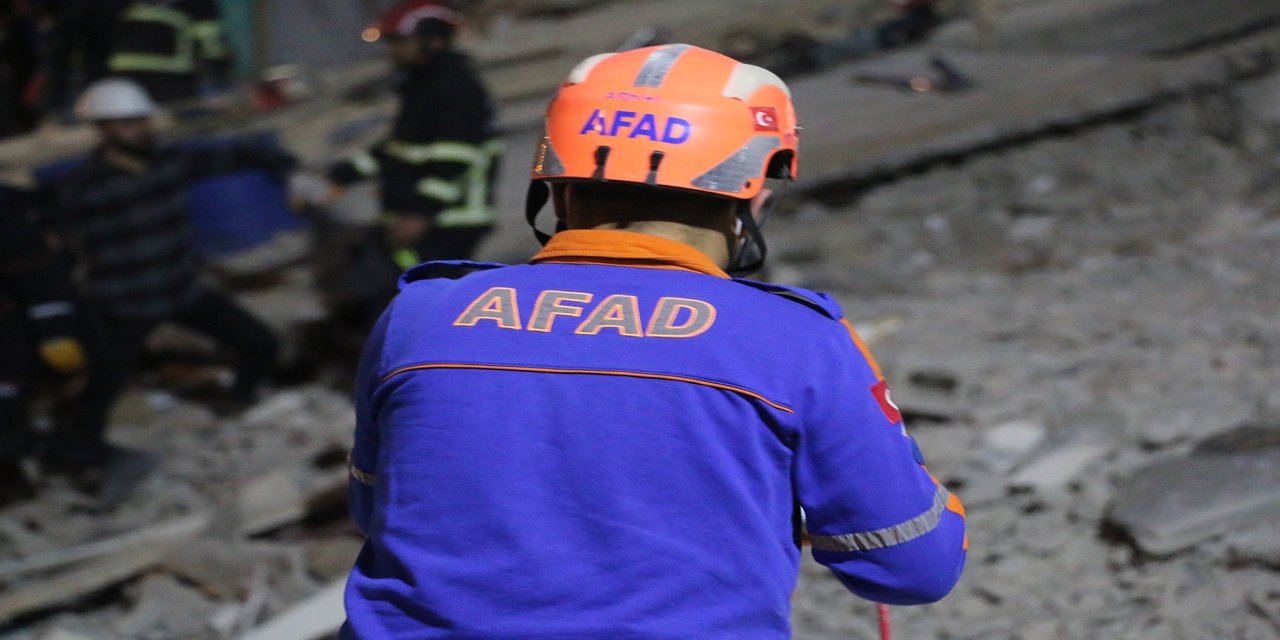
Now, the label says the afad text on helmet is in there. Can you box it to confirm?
[603,91,659,103]
[579,109,692,144]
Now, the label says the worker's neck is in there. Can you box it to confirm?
[584,220,731,268]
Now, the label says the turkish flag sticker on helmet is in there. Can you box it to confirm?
[870,380,903,424]
[750,106,779,132]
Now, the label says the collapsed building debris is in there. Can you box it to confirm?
[3,0,1280,638]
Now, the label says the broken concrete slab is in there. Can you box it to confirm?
[0,513,210,582]
[239,577,346,640]
[789,47,1226,193]
[1108,450,1280,556]
[237,466,348,537]
[113,574,219,640]
[0,539,185,624]
[934,0,1280,55]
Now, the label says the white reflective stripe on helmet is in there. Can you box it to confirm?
[566,52,616,85]
[721,63,792,101]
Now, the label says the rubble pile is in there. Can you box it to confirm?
[0,387,359,639]
[781,79,1280,639]
[4,1,1280,638]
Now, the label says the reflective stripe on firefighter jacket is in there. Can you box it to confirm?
[108,1,227,76]
[347,138,502,228]
[342,230,967,639]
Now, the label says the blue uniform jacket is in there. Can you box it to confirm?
[343,230,966,639]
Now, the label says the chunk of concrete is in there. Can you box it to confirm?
[1007,439,1111,492]
[983,419,1047,455]
[1108,450,1280,556]
[114,574,218,640]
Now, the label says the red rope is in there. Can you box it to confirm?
[877,603,892,640]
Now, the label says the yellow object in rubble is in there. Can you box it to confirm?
[38,338,87,374]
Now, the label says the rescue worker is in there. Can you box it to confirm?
[106,0,231,103]
[50,78,290,467]
[327,0,501,332]
[343,45,966,638]
[0,186,86,504]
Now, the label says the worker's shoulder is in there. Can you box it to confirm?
[398,259,508,288]
[730,277,846,322]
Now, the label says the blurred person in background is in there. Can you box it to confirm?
[106,0,232,103]
[48,79,293,485]
[0,186,87,504]
[38,0,128,114]
[327,0,501,334]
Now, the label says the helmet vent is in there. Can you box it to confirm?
[646,151,666,185]
[591,145,612,180]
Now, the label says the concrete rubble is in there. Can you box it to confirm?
[3,0,1280,639]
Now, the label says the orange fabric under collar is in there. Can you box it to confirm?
[530,230,730,279]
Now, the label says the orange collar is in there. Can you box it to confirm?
[530,230,730,279]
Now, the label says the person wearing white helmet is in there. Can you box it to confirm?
[74,77,161,158]
[43,78,295,494]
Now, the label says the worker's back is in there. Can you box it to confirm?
[343,230,964,639]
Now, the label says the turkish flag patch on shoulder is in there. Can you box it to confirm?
[870,380,903,424]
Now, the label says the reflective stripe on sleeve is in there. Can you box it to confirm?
[352,152,381,177]
[417,177,464,204]
[809,484,951,552]
[348,454,377,486]
[108,4,196,74]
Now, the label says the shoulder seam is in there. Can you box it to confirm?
[730,279,841,320]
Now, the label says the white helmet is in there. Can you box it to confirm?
[75,78,159,121]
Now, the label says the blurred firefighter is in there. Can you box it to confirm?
[342,45,966,638]
[106,0,231,103]
[48,79,293,469]
[327,0,501,332]
[0,186,87,503]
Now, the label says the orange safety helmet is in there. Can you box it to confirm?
[527,44,799,273]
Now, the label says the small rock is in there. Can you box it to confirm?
[1008,439,1111,493]
[983,419,1047,456]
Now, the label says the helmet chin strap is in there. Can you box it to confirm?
[728,198,768,278]
[525,181,563,246]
